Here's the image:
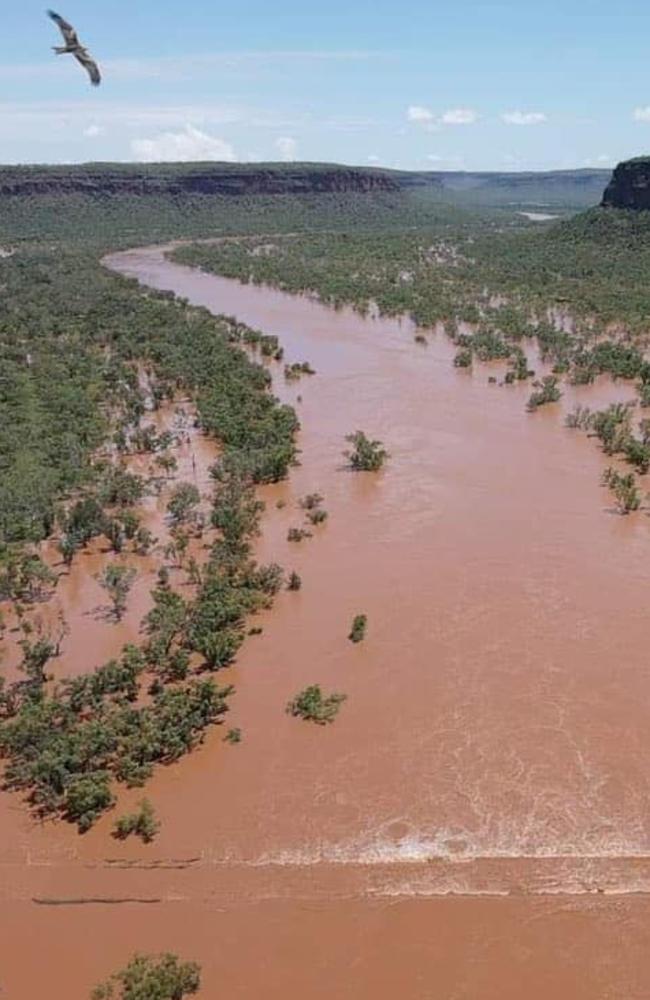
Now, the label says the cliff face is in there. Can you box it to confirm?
[601,159,650,210]
[0,163,400,199]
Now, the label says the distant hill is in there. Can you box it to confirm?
[0,161,610,210]
[0,160,613,245]
[0,162,399,198]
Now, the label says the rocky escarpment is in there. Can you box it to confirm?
[601,158,650,210]
[0,163,400,199]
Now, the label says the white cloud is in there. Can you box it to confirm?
[425,153,466,168]
[633,107,650,122]
[440,108,478,125]
[84,124,104,138]
[501,111,547,126]
[583,153,613,167]
[275,136,297,161]
[367,154,381,163]
[130,124,237,162]
[407,105,435,124]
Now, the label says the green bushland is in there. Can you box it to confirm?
[173,209,650,392]
[0,189,308,830]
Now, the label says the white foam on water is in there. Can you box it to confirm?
[224,824,650,870]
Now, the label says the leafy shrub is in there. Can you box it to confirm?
[344,431,389,472]
[287,527,312,542]
[349,614,368,643]
[527,376,562,411]
[286,685,347,724]
[91,953,201,1000]
[601,467,642,514]
[113,799,160,844]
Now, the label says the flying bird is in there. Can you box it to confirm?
[47,10,101,86]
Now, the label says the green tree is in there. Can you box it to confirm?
[527,376,562,412]
[344,431,389,472]
[601,467,642,514]
[97,564,138,621]
[287,685,347,724]
[113,799,160,844]
[167,483,201,525]
[91,953,201,1000]
[348,614,368,643]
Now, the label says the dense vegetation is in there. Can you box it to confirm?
[0,206,300,828]
[174,199,650,509]
[175,207,650,352]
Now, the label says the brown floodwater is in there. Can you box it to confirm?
[1,244,650,998]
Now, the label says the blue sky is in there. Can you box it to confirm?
[2,0,650,169]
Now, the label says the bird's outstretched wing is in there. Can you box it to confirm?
[47,10,79,47]
[74,50,101,86]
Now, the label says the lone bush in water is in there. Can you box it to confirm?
[287,527,312,542]
[344,431,389,472]
[96,563,138,621]
[91,953,201,1000]
[349,614,368,643]
[287,685,347,724]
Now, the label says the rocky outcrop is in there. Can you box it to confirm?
[601,158,650,210]
[0,163,400,199]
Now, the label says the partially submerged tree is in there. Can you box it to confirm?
[527,376,562,412]
[91,953,201,1000]
[348,614,368,644]
[96,564,138,621]
[286,685,347,725]
[602,467,642,514]
[344,431,389,472]
[113,799,160,844]
[167,482,201,526]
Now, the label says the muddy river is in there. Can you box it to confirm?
[1,244,650,998]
